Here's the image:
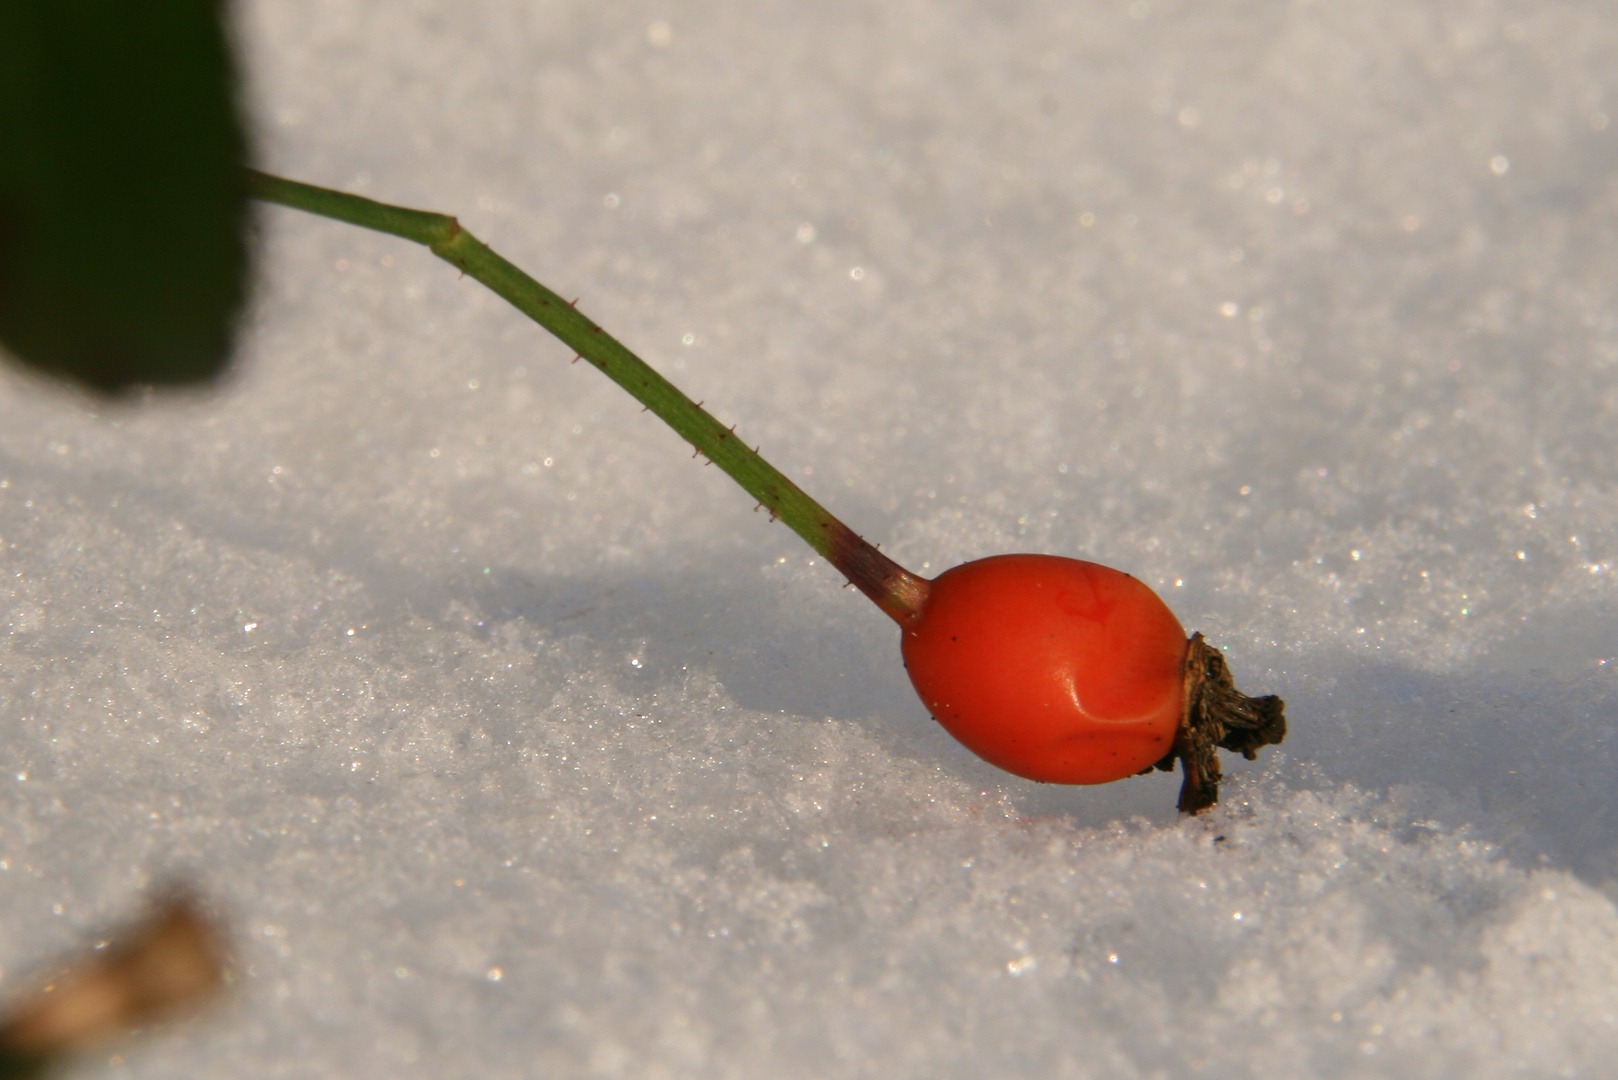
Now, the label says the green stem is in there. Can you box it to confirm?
[244,169,929,623]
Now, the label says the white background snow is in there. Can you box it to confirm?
[2,0,1617,1076]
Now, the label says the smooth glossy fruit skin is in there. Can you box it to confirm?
[901,554,1188,785]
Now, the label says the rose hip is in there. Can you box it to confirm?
[247,170,1287,813]
[900,555,1187,785]
[893,554,1285,811]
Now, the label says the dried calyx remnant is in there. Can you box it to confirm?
[1147,633,1287,814]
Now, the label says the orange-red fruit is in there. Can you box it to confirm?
[900,554,1188,785]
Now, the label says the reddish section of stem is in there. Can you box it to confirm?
[822,519,931,624]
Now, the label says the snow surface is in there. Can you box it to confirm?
[3,0,1617,1076]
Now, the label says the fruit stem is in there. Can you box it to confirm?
[244,169,930,623]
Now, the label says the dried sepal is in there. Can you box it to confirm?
[1145,633,1287,814]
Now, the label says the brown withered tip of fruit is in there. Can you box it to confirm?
[0,891,229,1063]
[1141,633,1288,815]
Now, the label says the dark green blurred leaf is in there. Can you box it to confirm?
[0,1050,45,1080]
[0,0,248,392]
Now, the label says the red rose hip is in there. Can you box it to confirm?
[900,555,1187,784]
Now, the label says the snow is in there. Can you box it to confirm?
[2,0,1617,1076]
